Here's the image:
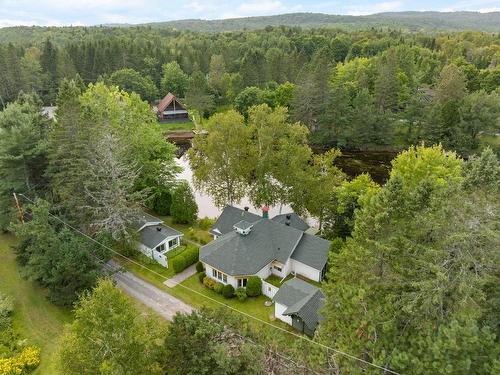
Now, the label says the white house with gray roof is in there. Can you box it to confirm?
[134,213,183,267]
[200,206,330,289]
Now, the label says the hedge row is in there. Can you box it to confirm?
[171,245,199,274]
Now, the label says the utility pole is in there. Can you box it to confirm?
[13,193,24,224]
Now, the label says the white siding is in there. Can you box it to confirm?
[274,302,292,325]
[291,259,321,282]
[138,244,167,267]
[262,280,279,298]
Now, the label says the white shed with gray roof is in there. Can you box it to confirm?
[273,278,324,336]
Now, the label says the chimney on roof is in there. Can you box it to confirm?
[244,207,249,211]
[262,206,269,219]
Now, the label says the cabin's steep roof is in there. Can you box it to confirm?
[157,92,184,112]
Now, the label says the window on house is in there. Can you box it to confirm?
[156,243,165,252]
[168,238,178,248]
[237,278,247,288]
[273,265,282,272]
[212,269,227,283]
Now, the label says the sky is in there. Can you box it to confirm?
[0,0,499,27]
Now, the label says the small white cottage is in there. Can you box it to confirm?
[134,213,183,267]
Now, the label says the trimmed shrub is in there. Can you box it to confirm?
[246,276,262,297]
[222,284,235,299]
[235,287,247,301]
[171,255,187,274]
[203,276,217,290]
[196,261,204,273]
[184,245,199,266]
[214,282,224,294]
[198,271,205,283]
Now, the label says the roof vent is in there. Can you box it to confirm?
[286,214,291,220]
[244,206,249,211]
[233,220,253,235]
[285,220,291,226]
[156,227,162,232]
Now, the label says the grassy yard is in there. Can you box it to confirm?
[265,274,294,287]
[161,216,213,245]
[158,120,194,131]
[0,233,72,375]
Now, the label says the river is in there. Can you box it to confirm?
[174,146,394,223]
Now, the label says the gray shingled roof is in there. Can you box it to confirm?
[201,219,303,275]
[133,212,162,231]
[210,206,261,236]
[140,224,182,249]
[233,220,253,231]
[272,213,310,232]
[273,278,324,331]
[290,233,330,271]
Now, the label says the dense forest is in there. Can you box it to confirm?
[0,18,499,375]
[0,26,499,155]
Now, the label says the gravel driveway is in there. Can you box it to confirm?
[108,260,193,320]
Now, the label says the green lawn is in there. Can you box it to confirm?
[161,216,213,245]
[0,233,72,375]
[265,274,294,287]
[158,120,194,131]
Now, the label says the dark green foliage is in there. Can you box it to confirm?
[318,145,499,374]
[235,288,247,301]
[222,284,235,299]
[170,182,198,224]
[196,261,204,273]
[12,199,110,306]
[0,94,49,231]
[245,277,262,297]
[164,308,264,375]
[149,187,172,216]
[109,68,158,102]
[198,271,205,283]
[171,255,187,274]
[214,282,224,294]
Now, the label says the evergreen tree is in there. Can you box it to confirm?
[170,181,198,224]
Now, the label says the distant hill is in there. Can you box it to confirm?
[139,11,500,32]
[0,11,499,45]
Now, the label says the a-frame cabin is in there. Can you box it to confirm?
[156,92,189,122]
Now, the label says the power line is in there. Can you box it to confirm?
[17,193,402,375]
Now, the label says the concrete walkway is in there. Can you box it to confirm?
[108,260,192,320]
[163,263,197,287]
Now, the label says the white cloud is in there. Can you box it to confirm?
[221,0,303,19]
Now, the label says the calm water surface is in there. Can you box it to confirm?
[174,139,394,223]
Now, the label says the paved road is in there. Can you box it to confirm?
[164,263,197,287]
[108,260,193,320]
